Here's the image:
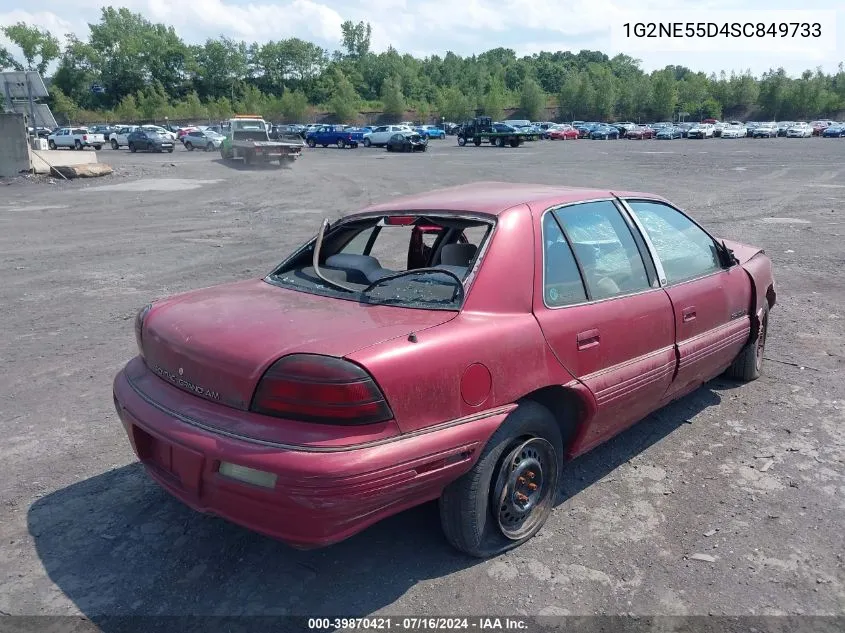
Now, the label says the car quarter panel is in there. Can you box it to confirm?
[347,204,576,433]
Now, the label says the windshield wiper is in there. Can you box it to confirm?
[312,218,358,293]
[363,268,465,303]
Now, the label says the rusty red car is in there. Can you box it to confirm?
[113,182,776,557]
[626,125,655,140]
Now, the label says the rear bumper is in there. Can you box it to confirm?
[112,366,507,548]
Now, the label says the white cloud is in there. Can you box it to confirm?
[0,0,842,76]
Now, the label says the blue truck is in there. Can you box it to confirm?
[304,125,362,149]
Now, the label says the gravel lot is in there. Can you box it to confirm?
[1,137,843,628]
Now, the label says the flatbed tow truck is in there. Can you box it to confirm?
[219,115,304,167]
[456,116,537,147]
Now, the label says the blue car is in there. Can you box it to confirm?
[822,124,845,137]
[415,125,446,139]
[589,125,619,140]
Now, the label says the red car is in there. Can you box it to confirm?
[810,120,832,136]
[113,183,776,557]
[547,125,579,140]
[626,125,655,139]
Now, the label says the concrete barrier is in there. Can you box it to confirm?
[0,113,31,177]
[30,149,98,175]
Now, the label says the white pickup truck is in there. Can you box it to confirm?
[48,127,105,150]
[108,125,138,149]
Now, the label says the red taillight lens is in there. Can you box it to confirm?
[250,354,393,425]
[134,303,152,357]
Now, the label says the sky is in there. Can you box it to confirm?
[0,0,842,78]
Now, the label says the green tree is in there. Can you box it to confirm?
[0,45,17,71]
[279,89,309,121]
[1,22,60,74]
[191,37,249,101]
[329,70,360,122]
[589,64,616,120]
[340,21,372,59]
[137,82,170,120]
[114,94,140,122]
[437,86,473,122]
[178,91,207,120]
[49,87,80,124]
[519,78,546,120]
[380,74,405,121]
[481,76,507,120]
[650,70,677,121]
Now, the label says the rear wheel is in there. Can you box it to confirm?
[457,136,466,146]
[206,143,214,152]
[48,140,56,150]
[307,138,316,148]
[439,401,563,557]
[725,303,769,381]
[473,137,481,146]
[510,138,520,148]
[337,139,346,149]
[110,139,119,150]
[496,137,506,147]
[185,141,193,151]
[363,138,371,147]
[74,140,82,150]
[94,145,102,151]
[129,143,136,153]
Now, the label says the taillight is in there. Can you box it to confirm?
[83,135,88,141]
[134,303,152,357]
[250,354,392,425]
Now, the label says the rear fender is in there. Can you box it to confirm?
[740,253,776,335]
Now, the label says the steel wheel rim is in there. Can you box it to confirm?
[492,437,557,540]
[756,312,768,370]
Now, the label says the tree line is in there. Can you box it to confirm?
[2,6,844,125]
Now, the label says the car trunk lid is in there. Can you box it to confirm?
[140,279,456,411]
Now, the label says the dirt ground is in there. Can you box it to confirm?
[0,137,843,629]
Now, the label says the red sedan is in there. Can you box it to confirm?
[547,124,579,140]
[113,183,776,556]
[626,125,655,139]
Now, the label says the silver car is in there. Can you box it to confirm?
[182,129,226,151]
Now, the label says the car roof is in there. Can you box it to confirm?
[356,182,666,217]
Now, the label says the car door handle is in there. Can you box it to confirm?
[577,329,600,350]
[682,307,697,322]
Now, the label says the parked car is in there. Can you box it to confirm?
[47,127,105,150]
[305,125,360,149]
[576,123,601,138]
[786,122,813,138]
[109,125,139,149]
[182,129,226,151]
[89,124,116,138]
[363,125,414,147]
[810,120,833,136]
[625,125,655,140]
[776,122,793,137]
[416,125,446,139]
[744,122,759,137]
[655,126,683,139]
[752,122,778,138]
[114,182,776,556]
[141,125,177,141]
[821,123,845,137]
[590,125,620,140]
[720,124,748,139]
[687,124,715,139]
[547,124,579,140]
[386,132,427,152]
[127,129,175,153]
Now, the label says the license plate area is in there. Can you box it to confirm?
[133,425,204,494]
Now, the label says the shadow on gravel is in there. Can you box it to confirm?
[27,381,733,631]
[211,159,293,171]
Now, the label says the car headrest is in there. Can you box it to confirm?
[440,243,477,267]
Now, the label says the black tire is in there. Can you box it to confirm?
[74,140,82,150]
[167,147,174,153]
[473,137,481,146]
[244,151,253,166]
[110,139,119,150]
[363,138,371,147]
[337,139,345,149]
[510,138,520,148]
[48,140,56,150]
[724,303,770,381]
[457,136,466,146]
[439,401,563,557]
[206,143,213,152]
[321,143,328,148]
[307,138,316,148]
[94,145,102,151]
[185,141,193,151]
[129,143,136,153]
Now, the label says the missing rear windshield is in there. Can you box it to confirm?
[266,214,494,310]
